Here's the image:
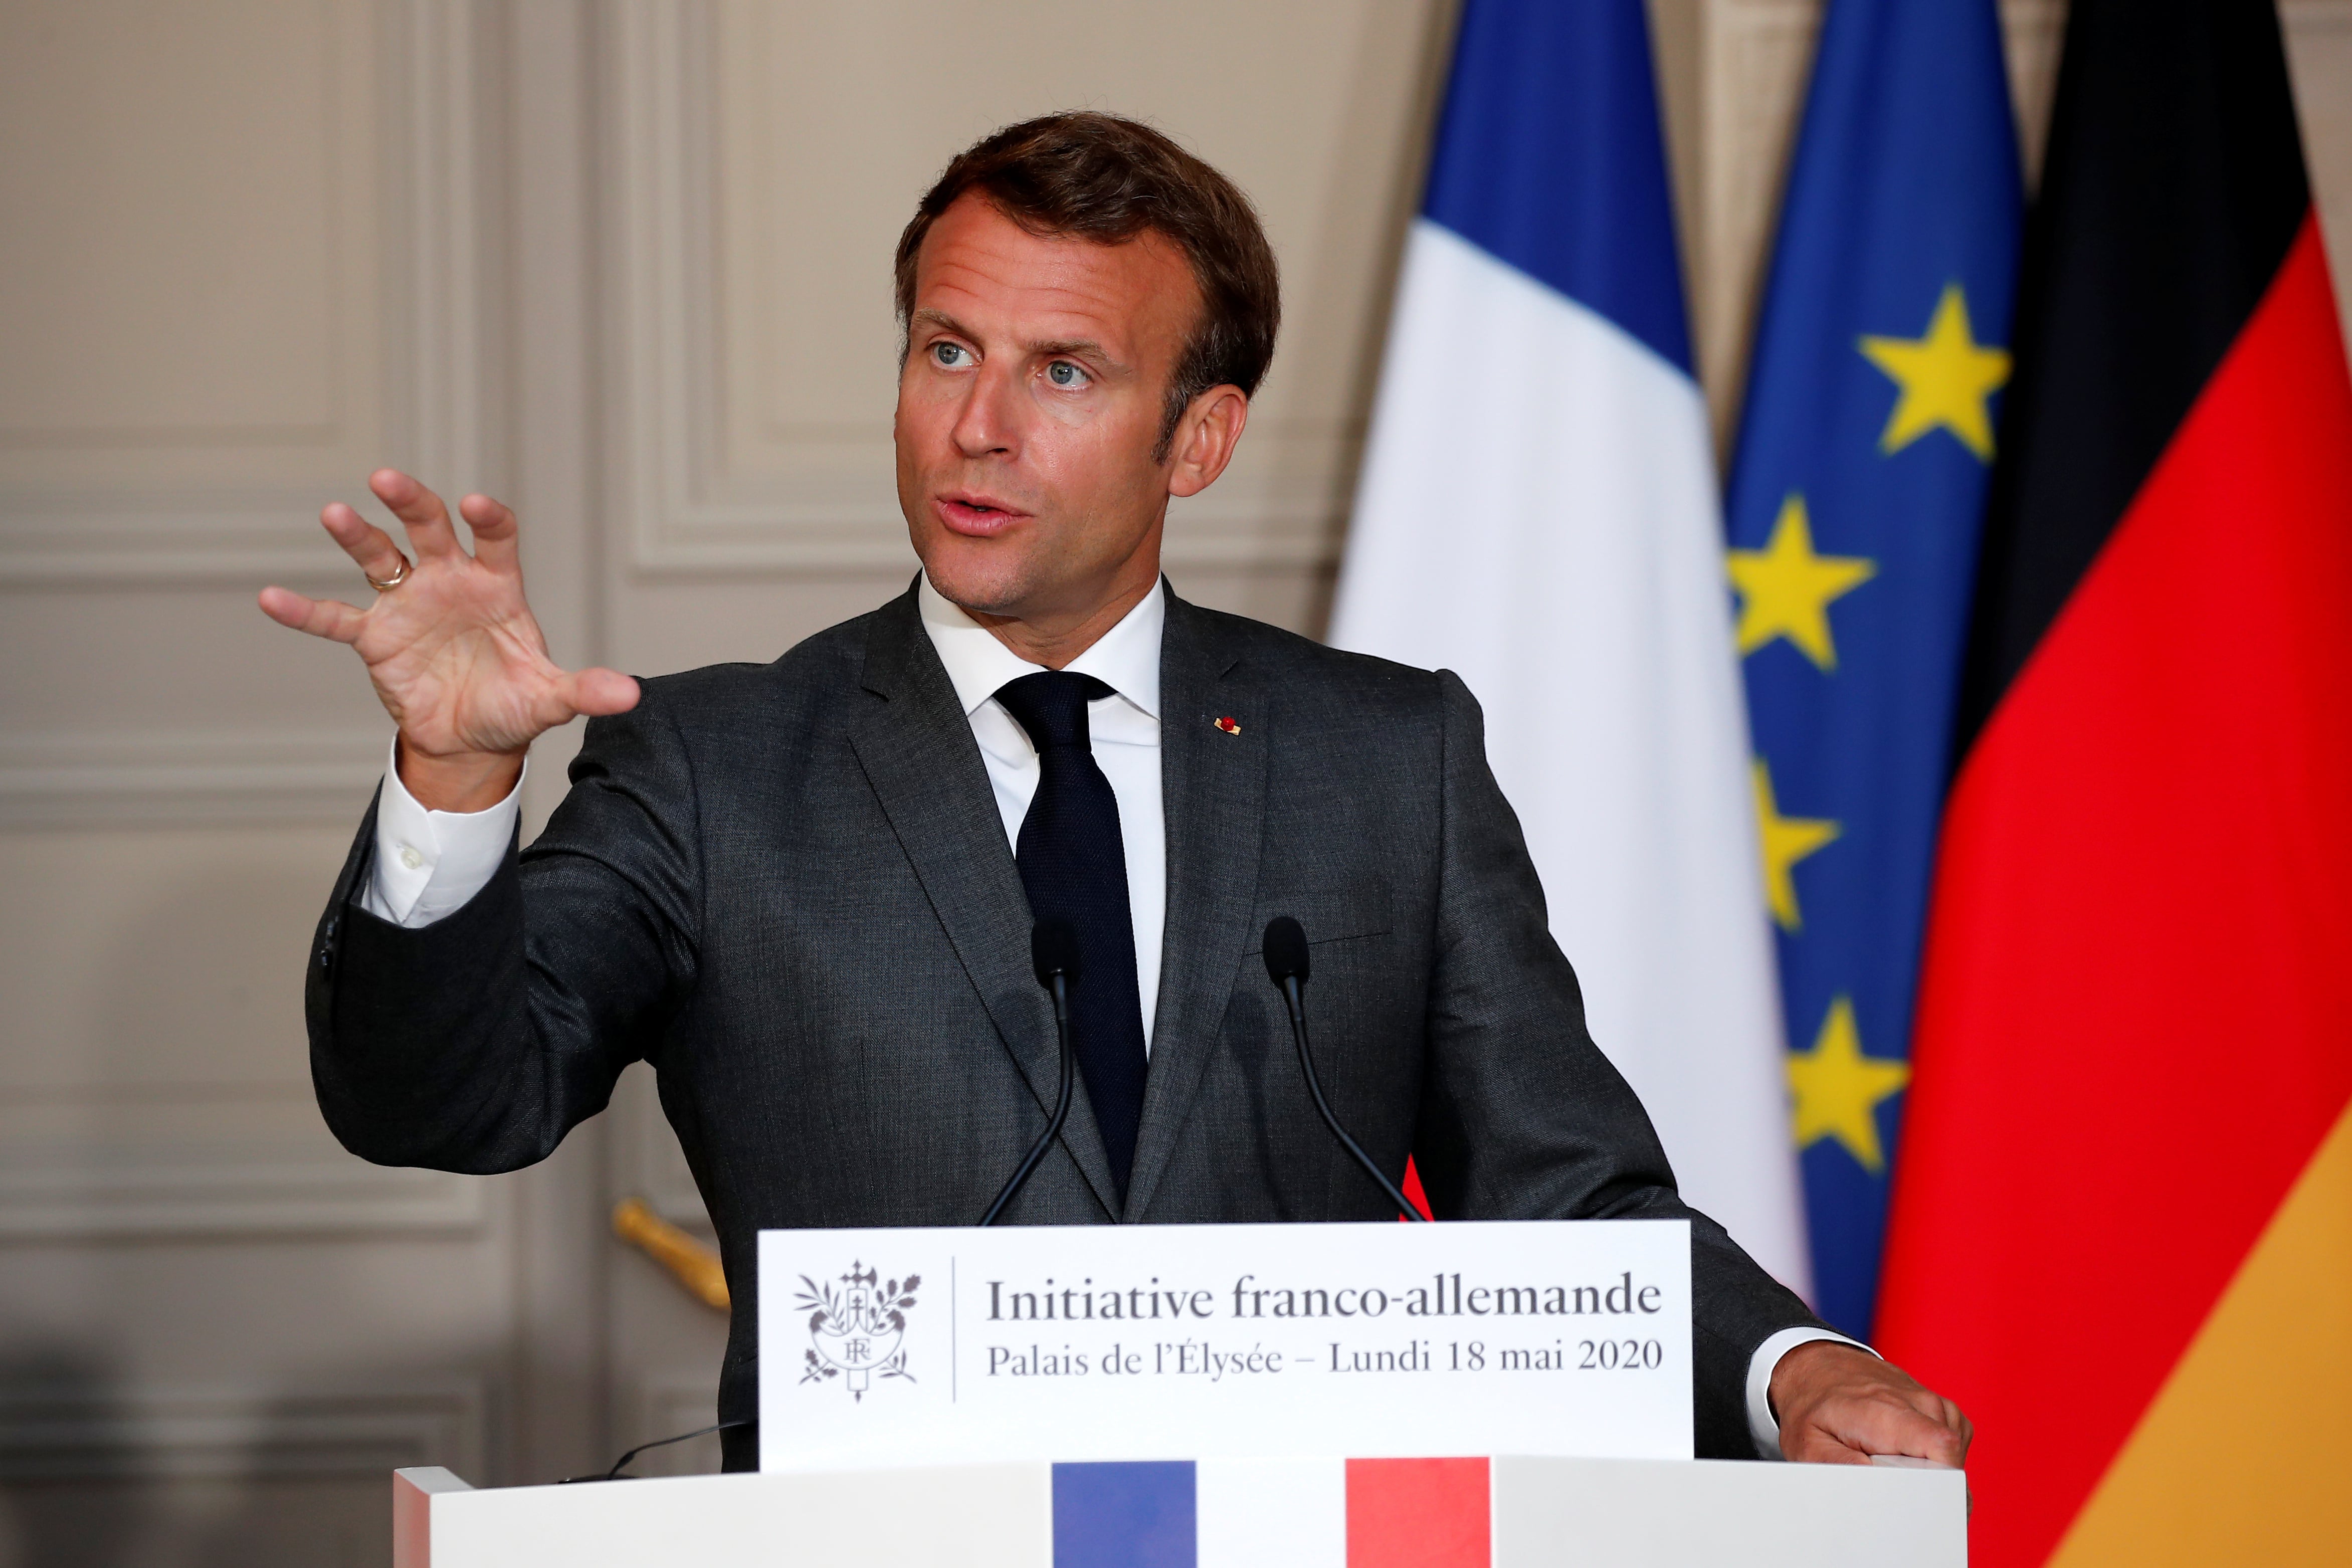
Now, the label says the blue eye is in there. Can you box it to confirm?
[932,342,969,367]
[1047,361,1086,387]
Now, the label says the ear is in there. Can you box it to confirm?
[1165,386,1251,499]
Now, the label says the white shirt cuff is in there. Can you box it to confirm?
[357,736,525,928]
[1746,1326,1877,1459]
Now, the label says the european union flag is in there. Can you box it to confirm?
[1725,0,2023,1336]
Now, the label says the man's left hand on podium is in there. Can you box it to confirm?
[1769,1341,1972,1466]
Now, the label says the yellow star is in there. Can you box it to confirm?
[1752,758,1839,932]
[1858,283,2011,460]
[1787,996,1909,1173]
[1726,494,1877,670]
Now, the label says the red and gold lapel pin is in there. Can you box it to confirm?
[1214,716,1242,735]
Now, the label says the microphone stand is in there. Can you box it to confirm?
[980,939,1077,1226]
[1268,936,1429,1223]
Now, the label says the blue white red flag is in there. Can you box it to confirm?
[1054,1457,1486,1567]
[1329,0,1806,1290]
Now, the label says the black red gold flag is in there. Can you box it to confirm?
[1879,3,2352,1563]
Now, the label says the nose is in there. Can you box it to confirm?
[949,360,1023,460]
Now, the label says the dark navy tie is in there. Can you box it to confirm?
[994,671,1149,1201]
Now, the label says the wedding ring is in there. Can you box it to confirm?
[365,556,413,593]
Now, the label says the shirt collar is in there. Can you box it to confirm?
[917,572,1164,721]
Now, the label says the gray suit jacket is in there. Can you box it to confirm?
[307,583,1823,1462]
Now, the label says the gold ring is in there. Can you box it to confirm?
[365,557,413,593]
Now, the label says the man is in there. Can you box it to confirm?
[261,113,1968,1472]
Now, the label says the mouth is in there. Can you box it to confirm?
[933,491,1033,538]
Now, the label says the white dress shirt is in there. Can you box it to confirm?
[357,572,1861,1454]
[914,575,1167,1049]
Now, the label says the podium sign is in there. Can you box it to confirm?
[758,1219,1690,1471]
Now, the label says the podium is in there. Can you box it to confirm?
[393,1454,1965,1566]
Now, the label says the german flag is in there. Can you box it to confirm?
[1875,3,2352,1564]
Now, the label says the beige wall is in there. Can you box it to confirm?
[0,7,597,1561]
[4,2,2351,1560]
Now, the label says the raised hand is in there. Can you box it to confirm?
[258,470,638,811]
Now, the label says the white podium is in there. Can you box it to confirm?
[393,1454,1964,1566]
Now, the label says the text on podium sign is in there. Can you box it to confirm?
[757,1219,1691,1470]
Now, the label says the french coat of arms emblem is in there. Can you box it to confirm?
[796,1262,918,1401]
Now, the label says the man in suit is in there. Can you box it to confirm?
[261,113,1970,1472]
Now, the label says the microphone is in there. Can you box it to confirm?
[979,918,1083,1225]
[1263,916,1428,1222]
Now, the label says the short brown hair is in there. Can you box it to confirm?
[895,112,1280,460]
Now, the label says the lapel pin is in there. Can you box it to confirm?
[1215,716,1242,735]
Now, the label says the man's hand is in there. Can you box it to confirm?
[258,470,638,811]
[1770,1340,1971,1466]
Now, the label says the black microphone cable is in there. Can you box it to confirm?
[561,1419,754,1483]
[1263,915,1428,1222]
[979,918,1082,1226]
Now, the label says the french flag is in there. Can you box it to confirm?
[1053,1458,1485,1567]
[1329,0,1807,1291]
[1043,1457,1955,1564]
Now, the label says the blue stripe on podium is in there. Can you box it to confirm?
[1052,1461,1198,1567]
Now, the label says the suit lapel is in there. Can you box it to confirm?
[845,590,1121,1217]
[1123,588,1268,1220]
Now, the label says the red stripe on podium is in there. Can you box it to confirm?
[1345,1458,1489,1567]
